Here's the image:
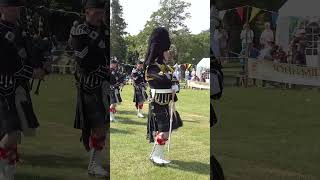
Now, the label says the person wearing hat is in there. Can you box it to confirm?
[131,60,148,118]
[0,0,47,179]
[290,28,308,65]
[71,0,108,177]
[109,59,126,122]
[144,27,183,166]
[240,23,254,51]
[260,22,274,48]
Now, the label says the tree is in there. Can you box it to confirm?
[125,35,140,65]
[145,0,191,34]
[110,0,127,62]
[132,0,192,60]
[123,0,209,65]
[174,30,210,64]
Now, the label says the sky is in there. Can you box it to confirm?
[119,0,210,35]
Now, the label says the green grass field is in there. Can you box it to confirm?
[16,75,106,180]
[214,87,320,180]
[13,74,210,179]
[110,85,210,179]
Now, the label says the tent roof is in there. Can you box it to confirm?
[197,58,210,68]
[279,0,320,17]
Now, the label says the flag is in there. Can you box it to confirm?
[219,10,227,20]
[186,64,192,70]
[236,7,244,22]
[249,7,261,22]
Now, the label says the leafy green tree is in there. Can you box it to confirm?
[110,0,127,62]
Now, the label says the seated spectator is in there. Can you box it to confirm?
[258,41,274,60]
[239,44,260,71]
[249,44,260,58]
[260,22,274,48]
[290,29,308,65]
[272,46,287,63]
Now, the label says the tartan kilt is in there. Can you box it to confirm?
[74,81,109,130]
[147,101,183,143]
[133,85,148,103]
[110,88,122,104]
[0,82,39,136]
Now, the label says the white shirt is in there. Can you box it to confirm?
[240,29,254,44]
[260,29,274,46]
[214,29,228,49]
[258,46,273,60]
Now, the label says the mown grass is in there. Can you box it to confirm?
[214,87,320,180]
[17,74,106,180]
[110,86,210,180]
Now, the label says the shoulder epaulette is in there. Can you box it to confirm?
[72,24,90,36]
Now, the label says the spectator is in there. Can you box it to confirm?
[260,22,274,48]
[191,75,200,82]
[214,25,229,57]
[290,29,308,65]
[174,65,182,81]
[258,41,274,60]
[191,68,196,77]
[249,43,260,58]
[272,46,287,63]
[240,23,254,51]
[239,43,260,71]
[69,21,79,44]
[185,70,190,81]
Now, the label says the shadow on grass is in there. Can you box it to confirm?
[183,120,200,124]
[20,153,86,169]
[110,127,133,134]
[117,110,137,115]
[117,116,147,126]
[15,173,99,180]
[170,160,210,175]
[15,173,68,180]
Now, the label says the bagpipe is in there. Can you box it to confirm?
[110,70,128,91]
[20,3,85,95]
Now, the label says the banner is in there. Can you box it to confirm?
[219,10,227,19]
[236,7,244,22]
[248,59,320,86]
[249,7,261,22]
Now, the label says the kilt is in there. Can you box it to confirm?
[74,81,109,130]
[0,82,39,136]
[147,101,183,143]
[211,155,225,180]
[133,85,148,103]
[110,88,122,104]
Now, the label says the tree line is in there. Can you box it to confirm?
[111,0,210,65]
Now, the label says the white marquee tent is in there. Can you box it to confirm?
[276,0,320,66]
[276,0,320,51]
[196,58,210,78]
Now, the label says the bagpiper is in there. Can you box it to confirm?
[211,3,225,179]
[0,0,47,178]
[71,0,108,177]
[131,60,148,118]
[144,27,183,166]
[109,59,126,122]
